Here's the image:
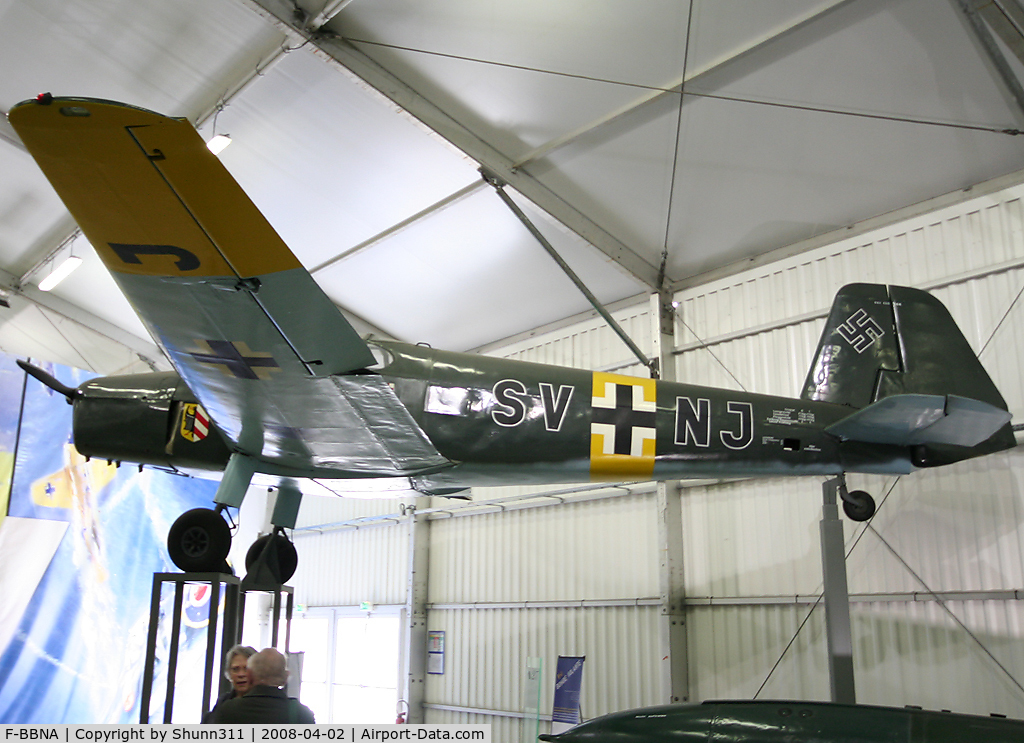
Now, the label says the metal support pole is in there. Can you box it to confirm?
[285,591,294,653]
[403,499,431,724]
[650,291,689,702]
[219,579,242,701]
[271,590,282,648]
[163,581,186,722]
[482,168,656,375]
[201,579,222,719]
[139,574,162,723]
[657,480,689,703]
[820,478,856,704]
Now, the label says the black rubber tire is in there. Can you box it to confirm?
[842,490,877,522]
[167,508,232,572]
[245,533,298,584]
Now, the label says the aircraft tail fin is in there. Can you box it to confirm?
[803,283,1014,461]
[802,283,1008,410]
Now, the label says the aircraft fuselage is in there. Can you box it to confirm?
[372,340,913,489]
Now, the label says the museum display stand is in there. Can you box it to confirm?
[820,478,856,704]
[138,571,293,723]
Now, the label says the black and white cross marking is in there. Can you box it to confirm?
[189,340,280,380]
[591,380,657,457]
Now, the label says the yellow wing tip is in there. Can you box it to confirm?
[10,94,180,123]
[11,94,304,280]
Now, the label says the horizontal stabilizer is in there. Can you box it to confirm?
[826,394,1011,448]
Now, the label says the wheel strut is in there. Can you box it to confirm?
[836,474,876,522]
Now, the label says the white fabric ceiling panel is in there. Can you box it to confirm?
[684,0,839,74]
[691,0,1022,129]
[660,94,1024,277]
[327,0,692,88]
[0,0,283,117]
[0,146,73,275]
[204,47,484,270]
[47,237,153,342]
[316,187,644,349]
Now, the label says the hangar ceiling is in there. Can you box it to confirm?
[3,0,1024,372]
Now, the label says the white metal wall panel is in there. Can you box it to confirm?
[853,599,1024,717]
[293,493,407,528]
[681,476,829,599]
[679,456,1024,602]
[292,498,410,606]
[495,303,652,375]
[687,604,828,702]
[934,269,1024,416]
[424,607,661,724]
[428,492,659,604]
[425,709,524,742]
[844,452,1024,596]
[689,600,1024,718]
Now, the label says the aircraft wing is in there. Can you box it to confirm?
[9,96,449,477]
[825,393,1012,448]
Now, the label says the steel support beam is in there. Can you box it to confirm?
[237,0,858,294]
[656,480,689,704]
[310,183,482,277]
[302,1,855,283]
[955,0,1024,125]
[970,0,1024,69]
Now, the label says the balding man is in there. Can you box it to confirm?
[208,648,315,724]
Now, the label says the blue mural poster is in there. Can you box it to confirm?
[0,353,220,723]
[551,656,585,734]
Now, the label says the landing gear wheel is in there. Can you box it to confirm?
[842,490,876,522]
[245,532,298,584]
[167,508,231,572]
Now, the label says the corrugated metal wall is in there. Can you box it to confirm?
[293,171,1024,732]
[428,494,659,603]
[292,496,412,606]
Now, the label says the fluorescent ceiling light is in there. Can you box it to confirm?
[38,255,83,292]
[207,134,232,155]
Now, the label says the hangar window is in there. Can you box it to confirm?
[289,607,402,724]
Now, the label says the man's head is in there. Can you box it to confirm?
[224,645,257,695]
[247,647,289,688]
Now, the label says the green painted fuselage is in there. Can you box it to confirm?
[375,339,912,490]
